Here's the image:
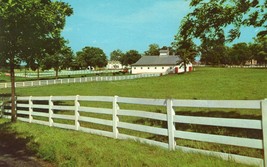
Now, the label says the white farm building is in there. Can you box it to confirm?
[131,51,193,74]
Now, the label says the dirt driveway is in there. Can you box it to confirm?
[0,123,54,167]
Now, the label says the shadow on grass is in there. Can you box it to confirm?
[0,121,51,167]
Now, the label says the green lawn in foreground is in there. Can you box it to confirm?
[3,67,267,100]
[0,119,252,167]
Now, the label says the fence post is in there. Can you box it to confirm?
[49,96,54,127]
[113,96,119,139]
[167,99,176,151]
[262,99,267,167]
[75,95,80,130]
[29,96,33,123]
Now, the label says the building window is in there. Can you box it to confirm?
[148,67,150,69]
[141,67,143,69]
[162,67,164,69]
[170,67,173,69]
[155,67,157,69]
[134,67,136,69]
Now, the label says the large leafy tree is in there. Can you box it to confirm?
[180,0,267,42]
[110,49,125,63]
[228,43,252,65]
[0,0,73,122]
[42,40,74,79]
[172,37,197,72]
[76,47,107,69]
[144,43,160,56]
[251,36,267,66]
[122,50,141,66]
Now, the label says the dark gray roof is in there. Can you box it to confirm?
[132,56,181,66]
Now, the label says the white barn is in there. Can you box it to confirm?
[131,55,193,74]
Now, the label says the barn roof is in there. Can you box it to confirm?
[132,56,182,66]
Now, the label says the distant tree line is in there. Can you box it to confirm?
[200,36,267,66]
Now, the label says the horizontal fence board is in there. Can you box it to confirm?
[118,122,168,136]
[174,130,263,149]
[118,109,167,121]
[51,105,75,111]
[79,106,112,115]
[17,103,30,108]
[3,110,11,113]
[78,96,113,102]
[32,104,50,109]
[31,97,51,101]
[172,100,261,109]
[31,120,50,126]
[17,110,29,115]
[51,96,76,101]
[17,97,30,101]
[52,114,75,120]
[175,145,263,167]
[79,116,113,126]
[174,115,262,130]
[79,127,114,138]
[31,112,49,117]
[118,133,169,149]
[53,123,76,130]
[117,97,166,106]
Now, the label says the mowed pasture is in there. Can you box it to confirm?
[4,67,267,100]
[1,67,267,167]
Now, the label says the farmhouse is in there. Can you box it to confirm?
[131,50,193,74]
[106,61,123,69]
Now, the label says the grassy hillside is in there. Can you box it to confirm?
[3,67,266,100]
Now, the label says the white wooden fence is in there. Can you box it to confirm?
[2,96,266,167]
[14,69,121,78]
[0,74,160,89]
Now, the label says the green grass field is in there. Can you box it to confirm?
[2,67,265,100]
[1,67,267,167]
[0,119,253,167]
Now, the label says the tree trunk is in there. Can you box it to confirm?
[184,61,187,73]
[10,57,17,122]
[55,67,59,79]
[37,67,40,79]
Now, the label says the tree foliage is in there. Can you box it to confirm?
[0,0,73,121]
[180,0,267,42]
[122,50,141,66]
[110,49,125,62]
[76,47,107,69]
[144,43,160,56]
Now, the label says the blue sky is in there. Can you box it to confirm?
[62,0,260,58]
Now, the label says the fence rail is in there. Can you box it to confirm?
[2,96,266,167]
[14,69,121,78]
[0,73,160,89]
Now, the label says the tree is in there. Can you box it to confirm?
[250,36,267,66]
[0,0,73,122]
[110,49,125,63]
[228,43,251,65]
[42,40,74,79]
[172,37,197,72]
[122,50,141,66]
[76,47,107,69]
[179,0,266,43]
[144,43,160,56]
[199,38,229,65]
